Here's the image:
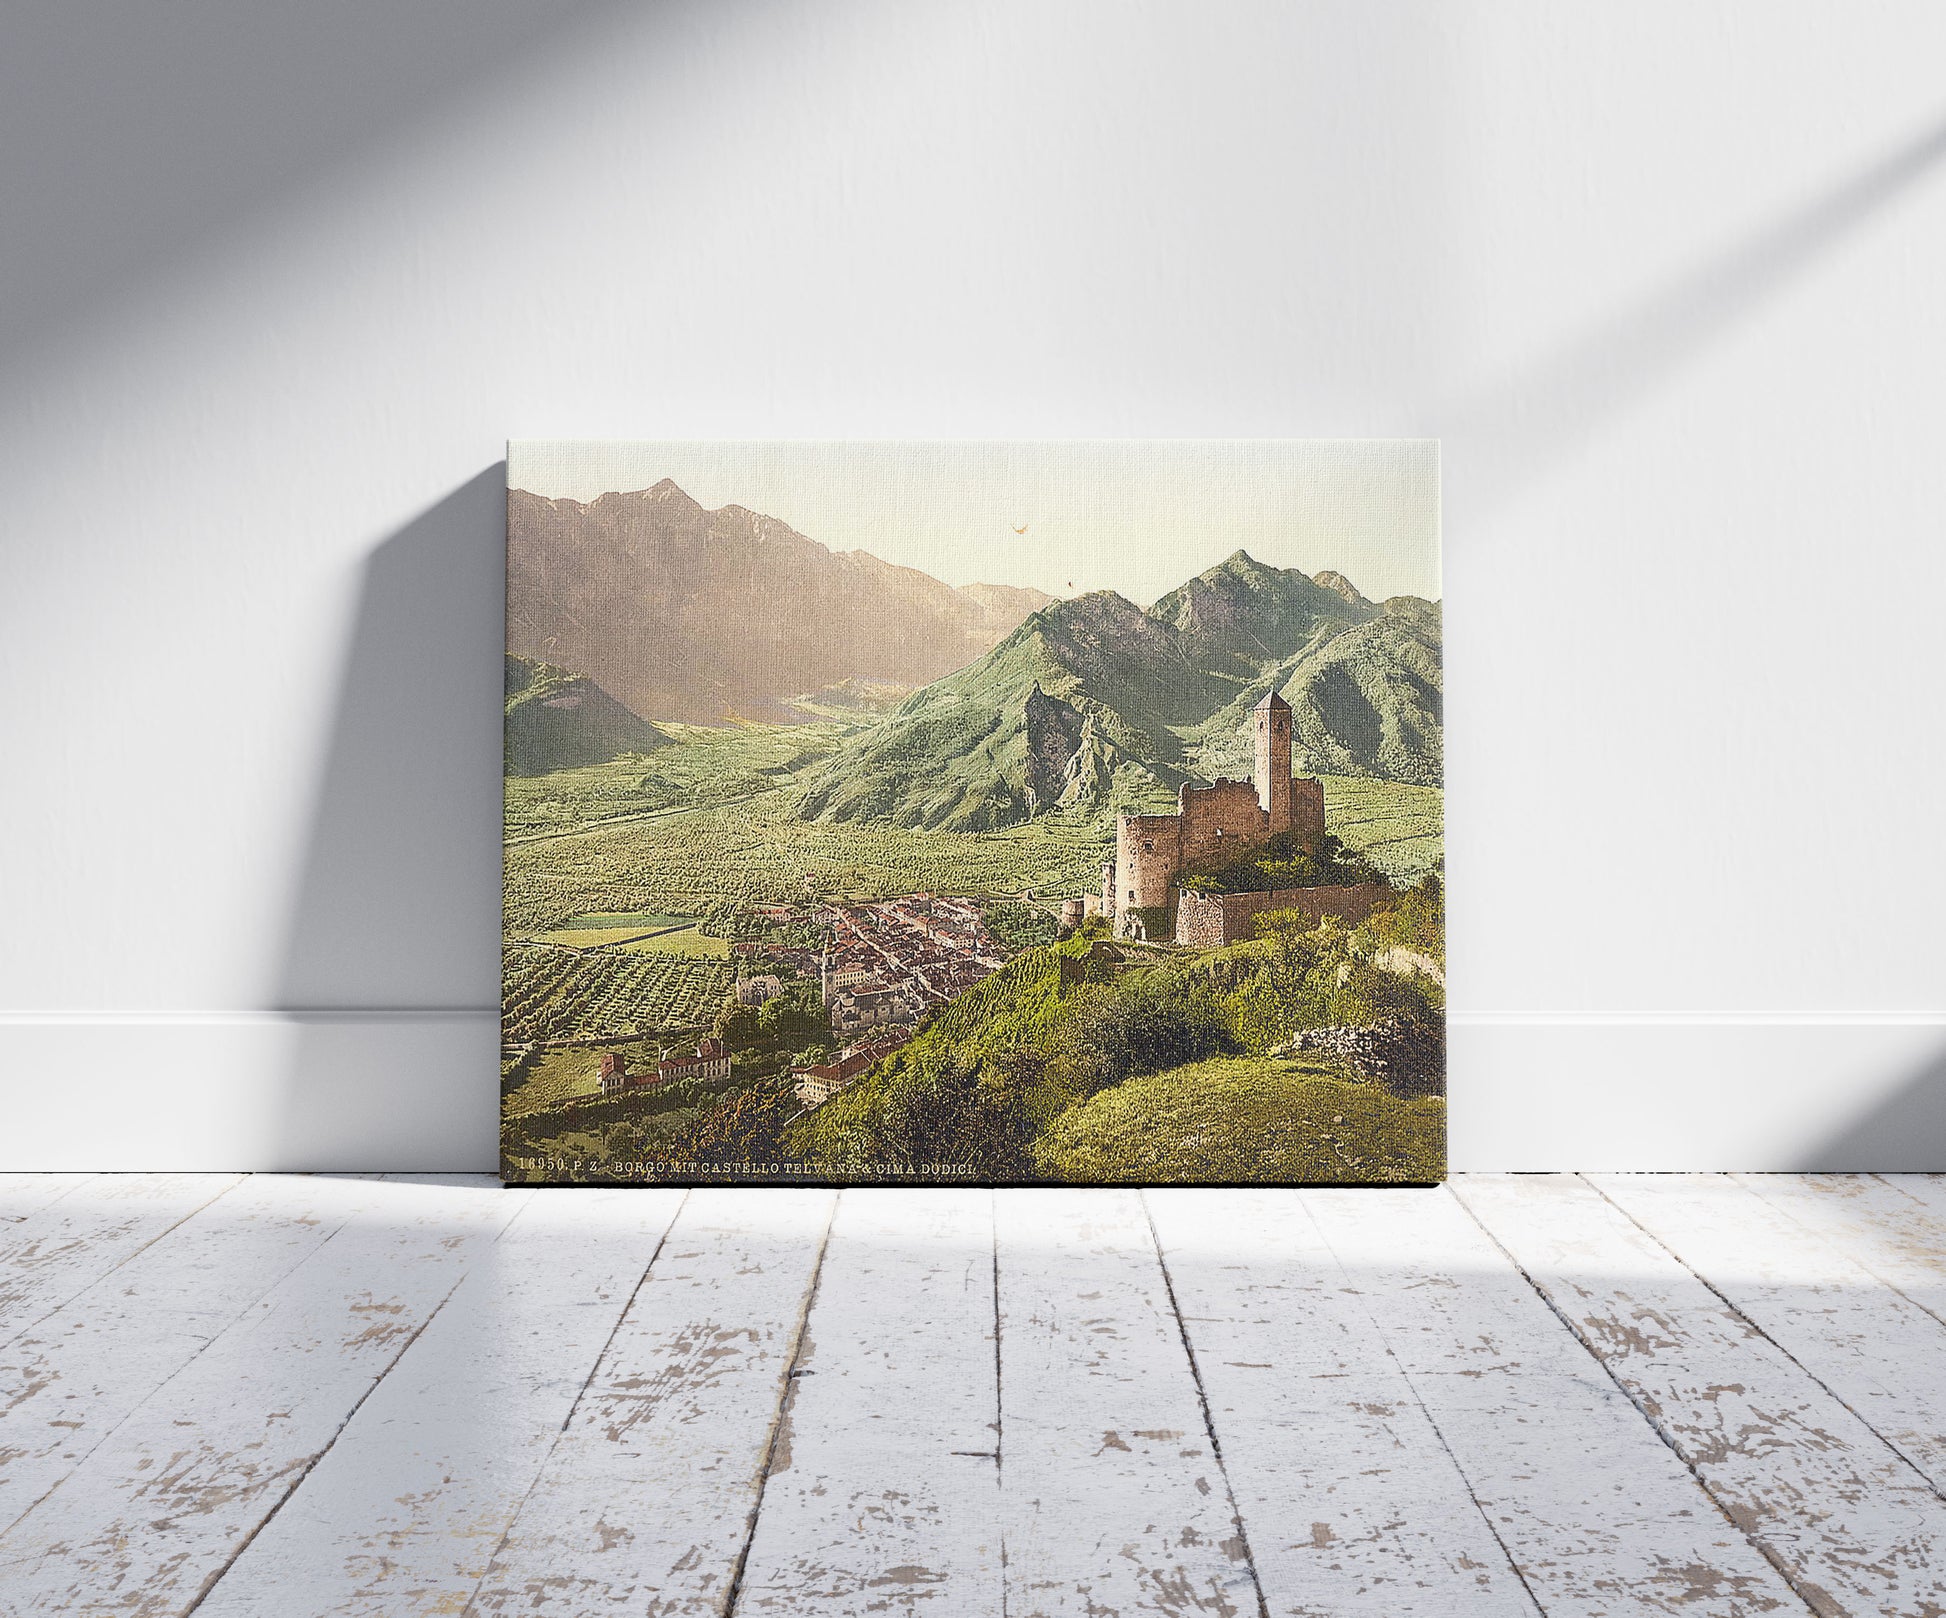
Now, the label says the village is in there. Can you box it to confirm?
[816,896,1007,1032]
[580,892,1016,1115]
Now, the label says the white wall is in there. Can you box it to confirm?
[4,1,1943,1170]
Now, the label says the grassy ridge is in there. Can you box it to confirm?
[1035,1057,1442,1184]
[505,656,670,777]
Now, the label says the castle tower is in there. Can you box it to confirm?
[1253,689,1293,831]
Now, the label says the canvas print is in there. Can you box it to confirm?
[502,442,1444,1185]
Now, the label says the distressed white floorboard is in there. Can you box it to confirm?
[1305,1185,1806,1616]
[996,1189,1260,1618]
[0,1174,96,1222]
[0,1174,402,1535]
[0,1175,526,1616]
[1876,1175,1946,1218]
[10,1174,1946,1617]
[192,1186,686,1618]
[1734,1175,1946,1327]
[732,1189,1003,1615]
[1459,1174,1946,1617]
[1593,1173,1946,1499]
[0,1173,244,1348]
[464,1187,836,1616]
[1147,1188,1540,1617]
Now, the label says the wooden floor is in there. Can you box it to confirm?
[2,1177,1945,1615]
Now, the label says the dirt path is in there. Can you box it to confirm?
[503,791,767,848]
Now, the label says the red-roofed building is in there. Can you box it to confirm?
[656,1037,732,1084]
[597,1050,631,1097]
[791,1046,876,1108]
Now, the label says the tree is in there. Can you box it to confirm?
[713,1001,761,1046]
[1365,873,1445,958]
[1178,829,1380,897]
[667,1075,799,1170]
[1254,907,1322,986]
[1043,974,1234,1099]
[869,1059,1034,1181]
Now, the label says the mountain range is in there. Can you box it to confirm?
[507,481,1053,724]
[793,551,1442,831]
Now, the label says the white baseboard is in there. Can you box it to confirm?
[0,1013,499,1173]
[1448,1016,1946,1171]
[1,1013,1941,1172]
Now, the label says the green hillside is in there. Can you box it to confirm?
[788,885,1445,1183]
[1034,1058,1443,1184]
[505,656,669,777]
[793,552,1442,829]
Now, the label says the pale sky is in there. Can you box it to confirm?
[507,440,1440,606]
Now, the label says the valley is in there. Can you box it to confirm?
[501,721,1441,937]
[499,719,1444,1174]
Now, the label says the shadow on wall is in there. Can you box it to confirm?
[270,467,506,1171]
[1795,1045,1946,1173]
[0,0,643,376]
[1445,110,1946,518]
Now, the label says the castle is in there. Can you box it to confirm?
[1097,690,1388,944]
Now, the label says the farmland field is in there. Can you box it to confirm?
[502,1036,752,1129]
[1314,774,1444,882]
[504,768,1439,935]
[501,947,734,1044]
[503,721,859,837]
[616,926,732,958]
[500,724,1441,1060]
[504,720,1439,930]
[503,1046,610,1115]
[504,791,1116,933]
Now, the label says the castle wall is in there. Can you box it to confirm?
[1175,779,1268,871]
[1291,777,1324,845]
[1115,813,1182,914]
[1173,881,1393,948]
